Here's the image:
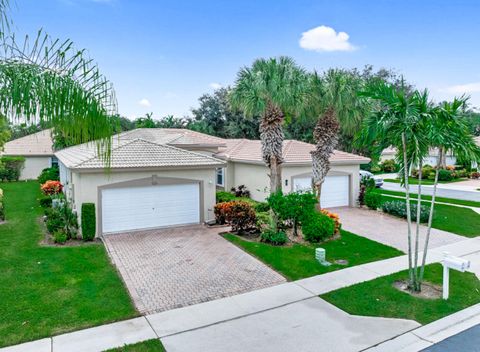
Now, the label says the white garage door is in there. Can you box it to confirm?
[293,175,349,208]
[101,183,200,233]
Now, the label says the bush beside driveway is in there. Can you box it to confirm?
[0,182,137,348]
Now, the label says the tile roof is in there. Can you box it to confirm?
[3,129,54,156]
[118,128,226,147]
[215,139,370,165]
[55,138,225,170]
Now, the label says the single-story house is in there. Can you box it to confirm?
[55,128,369,236]
[3,129,56,180]
[380,146,456,166]
[214,138,369,205]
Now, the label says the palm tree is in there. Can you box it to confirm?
[230,57,307,194]
[305,69,368,208]
[0,1,117,158]
[419,97,480,282]
[360,81,429,291]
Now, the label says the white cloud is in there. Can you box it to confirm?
[442,82,480,94]
[209,82,222,89]
[299,25,357,52]
[138,98,151,107]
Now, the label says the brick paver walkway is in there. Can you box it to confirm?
[103,226,286,314]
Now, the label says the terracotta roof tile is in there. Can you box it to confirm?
[56,138,225,169]
[215,139,370,165]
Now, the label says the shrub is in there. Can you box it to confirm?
[370,165,382,173]
[301,211,335,243]
[470,171,480,179]
[438,169,453,181]
[0,156,25,181]
[260,229,288,245]
[0,189,4,221]
[255,211,272,230]
[41,180,63,195]
[230,185,250,198]
[81,203,96,241]
[216,191,236,203]
[39,196,53,208]
[364,190,382,210]
[358,176,375,206]
[53,230,68,244]
[38,166,60,184]
[46,210,65,234]
[254,202,270,212]
[267,191,317,236]
[214,201,256,232]
[457,169,468,178]
[381,200,430,223]
[446,165,455,171]
[381,159,397,173]
[320,209,341,235]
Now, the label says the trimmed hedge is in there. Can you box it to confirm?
[38,166,60,184]
[81,203,96,241]
[0,156,25,181]
[301,211,335,243]
[381,200,430,223]
[365,190,382,210]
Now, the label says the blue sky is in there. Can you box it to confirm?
[16,0,480,118]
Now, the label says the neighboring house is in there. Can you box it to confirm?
[3,129,56,180]
[380,146,456,166]
[215,139,369,206]
[55,128,369,236]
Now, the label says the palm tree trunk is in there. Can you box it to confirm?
[419,148,442,282]
[413,159,423,291]
[402,133,414,288]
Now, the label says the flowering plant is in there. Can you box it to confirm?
[41,180,63,195]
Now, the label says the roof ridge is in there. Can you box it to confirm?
[137,138,226,163]
[74,138,136,168]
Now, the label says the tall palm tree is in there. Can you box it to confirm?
[360,81,429,291]
[0,1,117,158]
[230,57,307,194]
[305,69,368,207]
[419,97,480,282]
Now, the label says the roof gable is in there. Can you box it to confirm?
[4,129,54,156]
[56,138,225,170]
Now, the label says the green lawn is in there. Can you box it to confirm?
[104,339,165,352]
[381,195,480,237]
[322,264,480,324]
[224,230,403,281]
[378,189,480,208]
[384,177,467,185]
[0,182,137,347]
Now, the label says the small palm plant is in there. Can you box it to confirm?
[360,81,430,291]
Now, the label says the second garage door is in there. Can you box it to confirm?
[293,175,350,208]
[101,183,200,233]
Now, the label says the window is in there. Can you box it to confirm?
[51,156,59,168]
[216,168,225,186]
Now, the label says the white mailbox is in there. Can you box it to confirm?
[441,252,471,300]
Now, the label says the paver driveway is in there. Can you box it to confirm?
[103,226,286,314]
[331,207,464,252]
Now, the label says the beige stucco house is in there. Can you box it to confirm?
[55,128,369,236]
[3,129,56,180]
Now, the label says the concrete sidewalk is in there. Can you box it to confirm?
[4,237,480,352]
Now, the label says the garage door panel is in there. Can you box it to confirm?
[293,175,349,208]
[102,183,200,233]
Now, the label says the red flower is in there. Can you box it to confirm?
[41,181,63,195]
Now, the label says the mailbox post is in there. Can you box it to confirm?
[441,252,471,300]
